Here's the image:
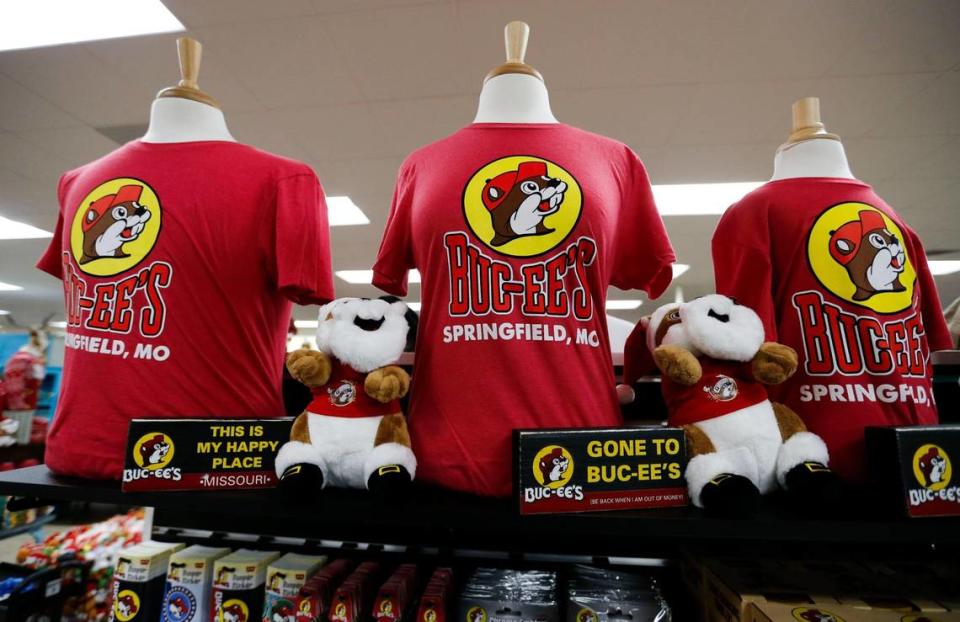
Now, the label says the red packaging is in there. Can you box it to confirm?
[373,564,419,622]
[329,562,382,622]
[415,568,454,622]
[294,560,355,622]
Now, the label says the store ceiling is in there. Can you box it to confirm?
[1,0,958,327]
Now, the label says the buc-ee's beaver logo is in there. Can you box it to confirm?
[70,178,161,277]
[466,607,487,622]
[807,203,916,314]
[704,374,738,402]
[791,608,845,622]
[463,156,582,257]
[123,431,181,483]
[913,444,952,491]
[524,445,583,503]
[114,590,141,621]
[219,599,249,622]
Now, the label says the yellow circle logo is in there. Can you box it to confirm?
[424,609,437,622]
[466,607,487,622]
[133,432,175,471]
[219,599,249,622]
[463,156,582,257]
[791,607,845,622]
[807,202,915,314]
[114,589,141,621]
[533,445,574,489]
[913,444,952,491]
[70,177,162,276]
[577,608,598,622]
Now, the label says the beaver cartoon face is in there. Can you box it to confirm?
[704,375,738,401]
[80,184,151,264]
[328,380,356,406]
[919,447,947,486]
[222,603,247,622]
[481,161,567,247]
[117,594,138,616]
[798,610,838,622]
[217,566,235,585]
[272,603,295,622]
[139,435,170,465]
[168,596,188,616]
[538,448,570,483]
[830,210,906,301]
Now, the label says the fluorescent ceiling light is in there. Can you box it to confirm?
[0,310,8,316]
[294,320,318,329]
[407,302,422,311]
[929,260,960,276]
[672,264,690,279]
[328,196,369,226]
[0,216,52,240]
[48,321,67,328]
[653,182,763,216]
[0,0,184,52]
[0,282,23,292]
[336,269,421,284]
[606,300,642,310]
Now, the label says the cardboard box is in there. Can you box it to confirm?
[161,545,230,622]
[262,553,327,622]
[514,427,687,514]
[866,425,960,517]
[211,549,281,622]
[110,541,185,622]
[749,601,960,621]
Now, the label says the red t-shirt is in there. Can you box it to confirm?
[662,359,768,427]
[37,140,334,479]
[306,361,398,418]
[373,123,675,496]
[713,178,951,481]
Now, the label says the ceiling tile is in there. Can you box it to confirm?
[0,75,78,131]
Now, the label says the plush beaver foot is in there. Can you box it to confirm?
[699,473,761,518]
[367,464,412,497]
[784,462,842,514]
[278,463,324,497]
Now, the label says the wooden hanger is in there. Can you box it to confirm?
[785,97,839,145]
[157,37,220,109]
[484,21,543,83]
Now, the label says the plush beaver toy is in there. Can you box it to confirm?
[275,296,418,494]
[624,294,839,516]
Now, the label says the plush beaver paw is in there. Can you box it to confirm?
[653,345,703,386]
[286,349,332,388]
[367,464,412,498]
[364,366,410,403]
[752,342,798,385]
[699,474,761,518]
[784,462,842,514]
[278,463,324,497]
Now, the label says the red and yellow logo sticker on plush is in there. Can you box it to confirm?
[807,202,915,314]
[463,156,582,257]
[70,177,162,277]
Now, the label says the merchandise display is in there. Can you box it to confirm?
[712,101,952,482]
[276,297,418,493]
[624,295,838,514]
[0,9,956,622]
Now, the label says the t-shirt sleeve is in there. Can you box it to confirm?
[908,227,952,351]
[712,206,778,341]
[610,150,675,297]
[372,163,416,297]
[273,172,334,305]
[35,173,70,279]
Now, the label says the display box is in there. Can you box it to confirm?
[121,418,292,492]
[749,601,960,622]
[210,549,281,622]
[513,427,687,514]
[110,541,185,622]
[161,545,230,622]
[263,553,326,622]
[866,425,960,517]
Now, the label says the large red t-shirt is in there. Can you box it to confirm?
[373,123,675,496]
[37,140,334,479]
[712,178,951,481]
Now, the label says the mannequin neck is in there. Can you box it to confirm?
[771,138,854,181]
[142,97,235,143]
[473,73,558,124]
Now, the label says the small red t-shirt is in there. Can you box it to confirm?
[305,361,398,418]
[662,360,768,427]
[713,178,951,481]
[373,123,675,496]
[37,140,334,479]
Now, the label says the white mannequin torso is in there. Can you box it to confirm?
[141,97,235,143]
[473,73,558,124]
[771,138,854,180]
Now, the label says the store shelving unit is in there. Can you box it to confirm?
[0,465,956,561]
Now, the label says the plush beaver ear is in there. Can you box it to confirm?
[379,295,419,351]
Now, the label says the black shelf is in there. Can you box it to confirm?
[0,466,957,558]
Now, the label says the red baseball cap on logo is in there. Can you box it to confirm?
[481,161,548,211]
[82,184,143,232]
[829,209,887,266]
